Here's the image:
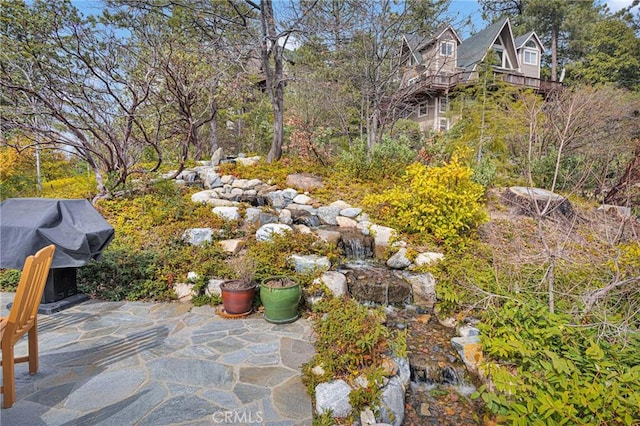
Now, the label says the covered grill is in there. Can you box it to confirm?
[0,198,114,312]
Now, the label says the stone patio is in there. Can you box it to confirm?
[0,293,315,425]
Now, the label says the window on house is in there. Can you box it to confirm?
[493,48,512,69]
[438,118,449,131]
[525,40,537,48]
[440,41,454,57]
[524,49,538,65]
[418,102,428,117]
[439,97,448,114]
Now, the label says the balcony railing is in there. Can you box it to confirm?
[398,67,562,98]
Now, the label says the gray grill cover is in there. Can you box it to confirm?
[0,198,114,269]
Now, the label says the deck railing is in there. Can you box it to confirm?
[398,68,562,98]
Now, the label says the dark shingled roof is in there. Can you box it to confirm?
[515,31,535,48]
[457,17,509,71]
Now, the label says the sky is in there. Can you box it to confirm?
[70,0,637,37]
[448,0,637,37]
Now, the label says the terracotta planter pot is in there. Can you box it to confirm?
[220,280,257,315]
[260,276,301,324]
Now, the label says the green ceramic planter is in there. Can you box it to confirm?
[260,277,302,324]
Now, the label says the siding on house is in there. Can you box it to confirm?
[397,17,558,132]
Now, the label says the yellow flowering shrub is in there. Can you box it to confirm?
[363,156,488,245]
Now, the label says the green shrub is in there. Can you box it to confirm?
[0,269,21,291]
[476,300,640,425]
[302,297,407,422]
[96,182,226,250]
[246,230,339,284]
[389,119,423,148]
[77,248,171,301]
[363,155,488,246]
[41,175,97,200]
[335,136,415,181]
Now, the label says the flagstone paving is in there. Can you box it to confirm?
[0,293,314,425]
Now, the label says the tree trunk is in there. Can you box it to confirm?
[604,146,640,206]
[209,101,219,155]
[551,25,558,81]
[260,0,284,163]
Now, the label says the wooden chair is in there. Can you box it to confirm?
[1,244,55,409]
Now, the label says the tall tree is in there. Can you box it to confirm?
[479,0,602,82]
[297,0,450,153]
[243,0,317,163]
[1,0,169,198]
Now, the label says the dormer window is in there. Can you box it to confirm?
[440,41,454,57]
[524,49,538,65]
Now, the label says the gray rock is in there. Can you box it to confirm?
[174,282,195,301]
[244,207,262,226]
[211,147,224,166]
[220,174,234,184]
[246,178,263,189]
[255,223,293,242]
[266,191,286,209]
[279,209,293,225]
[413,252,445,267]
[402,272,436,306]
[315,229,341,245]
[317,206,342,225]
[231,178,250,189]
[218,239,245,255]
[451,335,481,353]
[393,357,411,388]
[290,254,331,274]
[314,271,347,297]
[336,216,358,228]
[177,170,198,182]
[235,156,260,167]
[378,376,405,426]
[212,206,240,221]
[386,248,412,269]
[286,203,316,213]
[286,173,323,191]
[293,194,312,205]
[340,207,362,218]
[315,380,352,418]
[361,407,376,425]
[202,169,222,189]
[293,224,313,234]
[356,212,371,222]
[369,224,397,259]
[282,188,298,201]
[259,212,279,226]
[191,190,218,203]
[182,228,214,246]
[206,279,225,297]
[330,200,351,210]
[598,204,633,219]
[205,198,237,207]
[457,325,481,338]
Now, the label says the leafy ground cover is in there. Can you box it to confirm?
[1,151,638,425]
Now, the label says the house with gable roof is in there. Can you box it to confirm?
[394,17,561,132]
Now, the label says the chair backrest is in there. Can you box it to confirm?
[5,245,55,339]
